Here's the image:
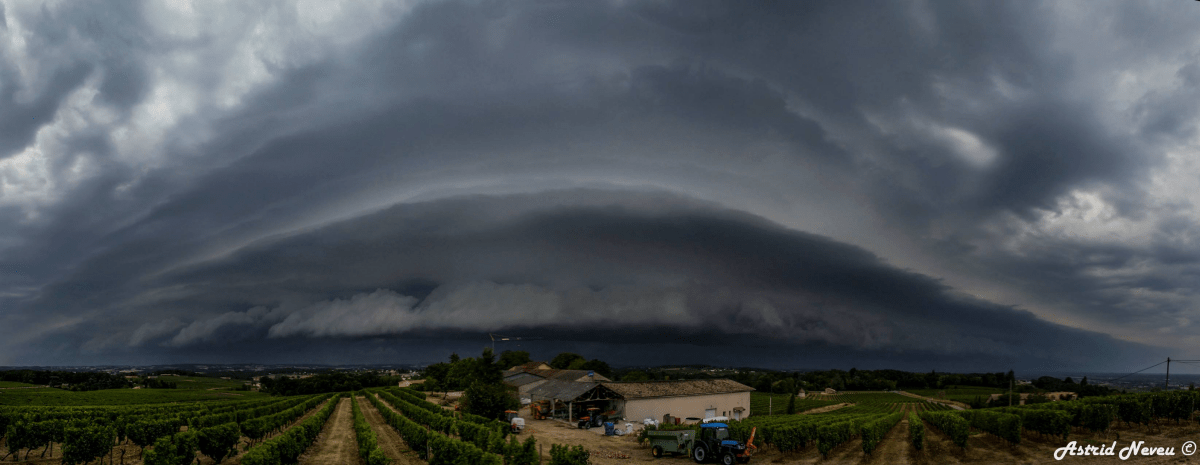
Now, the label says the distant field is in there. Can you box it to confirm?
[811,392,926,404]
[907,385,1001,403]
[750,392,839,415]
[154,374,251,390]
[0,386,268,405]
[0,381,37,388]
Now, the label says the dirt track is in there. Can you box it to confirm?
[357,395,424,465]
[299,397,360,465]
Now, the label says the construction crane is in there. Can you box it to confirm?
[489,333,542,352]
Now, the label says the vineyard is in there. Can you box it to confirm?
[749,392,839,416]
[716,389,1200,463]
[3,386,1200,465]
[0,387,562,465]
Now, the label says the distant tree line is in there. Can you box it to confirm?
[151,369,204,377]
[1031,375,1114,397]
[260,371,397,396]
[0,370,132,391]
[142,377,178,389]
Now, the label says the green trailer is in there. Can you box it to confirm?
[645,429,693,458]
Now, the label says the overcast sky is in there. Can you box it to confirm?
[2,0,1199,374]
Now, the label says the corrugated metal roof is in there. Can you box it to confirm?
[503,372,546,387]
[526,380,601,401]
[603,379,754,400]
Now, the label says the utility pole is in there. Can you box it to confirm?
[1165,357,1171,391]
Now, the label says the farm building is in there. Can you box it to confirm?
[606,379,754,422]
[524,379,753,423]
[509,361,553,371]
[505,372,551,398]
[504,368,610,387]
[504,369,613,401]
[524,380,623,421]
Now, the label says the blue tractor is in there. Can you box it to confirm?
[691,423,753,464]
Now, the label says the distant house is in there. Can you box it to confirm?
[510,361,553,371]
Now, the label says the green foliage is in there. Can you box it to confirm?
[995,408,1068,439]
[240,394,338,465]
[785,393,796,415]
[549,443,589,465]
[61,425,114,465]
[143,431,198,465]
[260,372,390,396]
[816,417,866,458]
[860,412,903,455]
[350,395,391,465]
[549,353,586,370]
[957,410,1021,445]
[907,412,924,451]
[461,383,520,421]
[749,392,837,416]
[197,422,241,463]
[565,359,612,379]
[365,390,505,464]
[1024,393,1051,405]
[497,351,532,370]
[919,411,968,449]
[128,418,183,449]
[241,395,328,442]
[503,435,539,465]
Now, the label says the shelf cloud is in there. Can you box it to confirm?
[1,0,1198,372]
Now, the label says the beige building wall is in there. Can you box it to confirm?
[618,392,751,423]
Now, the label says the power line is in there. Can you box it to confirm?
[1102,360,1167,384]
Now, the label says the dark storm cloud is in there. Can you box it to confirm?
[0,0,150,159]
[11,190,1158,370]
[1,0,1198,369]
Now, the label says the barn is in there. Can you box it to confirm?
[503,367,612,398]
[605,379,754,422]
[524,378,754,423]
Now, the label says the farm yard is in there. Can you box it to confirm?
[2,386,1200,464]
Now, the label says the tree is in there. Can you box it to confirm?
[461,348,517,419]
[621,371,652,382]
[461,383,520,420]
[477,347,503,384]
[785,392,797,414]
[550,353,585,369]
[498,350,532,370]
[565,359,612,378]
